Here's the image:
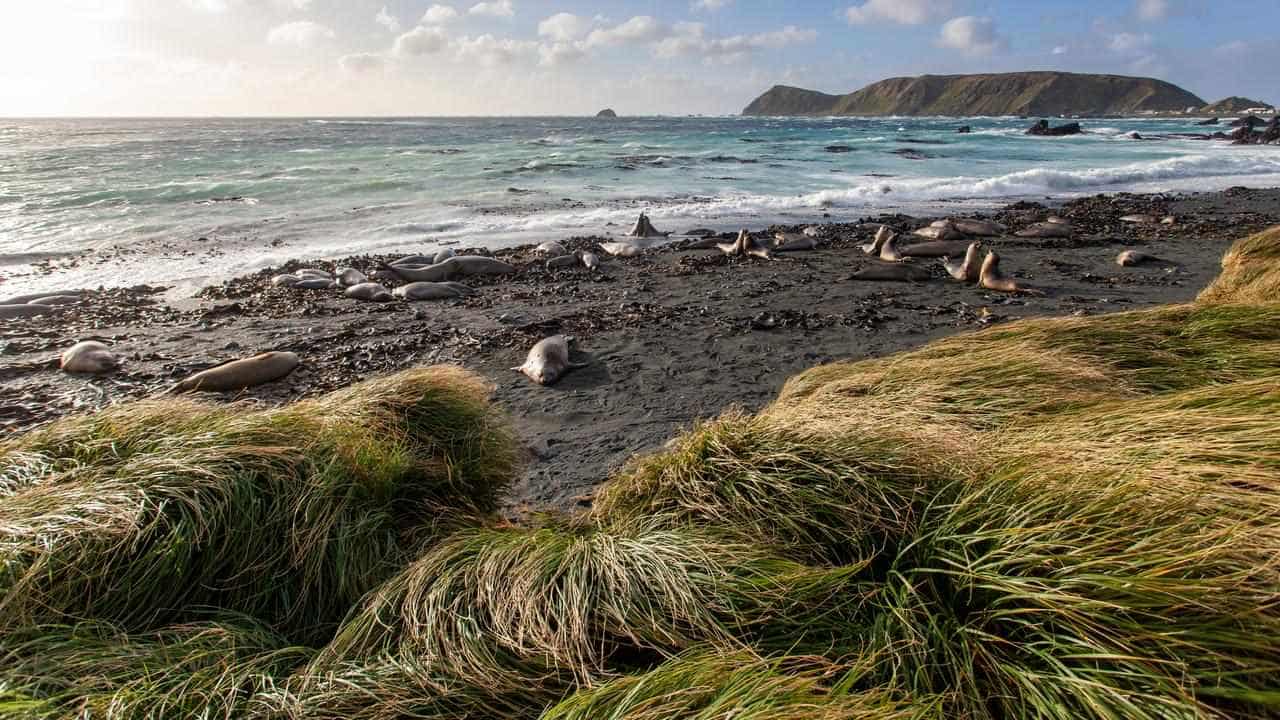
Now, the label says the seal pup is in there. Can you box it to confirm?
[942,242,982,283]
[626,212,667,238]
[1015,222,1072,239]
[860,226,894,255]
[394,282,469,300]
[950,219,1005,236]
[536,241,569,258]
[979,251,1042,294]
[598,241,643,258]
[513,335,587,386]
[850,262,931,282]
[580,251,600,270]
[546,254,579,270]
[0,304,52,319]
[345,282,394,302]
[433,248,456,264]
[168,351,300,394]
[772,233,817,252]
[272,274,301,288]
[1119,214,1157,224]
[60,340,117,375]
[1116,250,1164,267]
[293,278,338,290]
[337,268,367,287]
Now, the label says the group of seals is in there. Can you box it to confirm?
[0,289,88,320]
[626,212,668,239]
[717,230,773,259]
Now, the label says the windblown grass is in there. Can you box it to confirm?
[0,366,517,644]
[1199,225,1280,304]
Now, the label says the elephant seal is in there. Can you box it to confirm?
[169,351,300,394]
[296,268,332,279]
[942,242,982,282]
[718,230,772,260]
[345,282,394,302]
[60,340,117,375]
[272,274,301,288]
[394,282,469,300]
[337,268,368,287]
[391,254,436,267]
[950,219,1005,237]
[773,233,816,252]
[626,212,667,238]
[388,260,455,282]
[684,236,723,250]
[581,251,600,270]
[29,295,82,306]
[536,241,569,257]
[599,241,642,258]
[802,226,823,238]
[879,232,905,262]
[0,304,53,319]
[452,256,515,276]
[899,240,970,258]
[860,226,894,255]
[433,248,456,264]
[1015,222,1072,239]
[0,289,86,305]
[1117,250,1159,267]
[913,222,963,241]
[850,262,931,282]
[1120,214,1157,224]
[546,254,579,269]
[512,335,586,386]
[294,278,338,290]
[979,251,1041,294]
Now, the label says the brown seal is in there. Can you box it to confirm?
[717,229,772,259]
[393,281,471,300]
[979,251,1042,294]
[859,226,894,255]
[950,218,1006,236]
[169,351,300,394]
[512,335,587,385]
[851,262,931,282]
[626,212,668,238]
[345,282,394,302]
[879,231,905,262]
[598,241,643,258]
[942,242,982,282]
[1015,222,1072,239]
[772,233,817,252]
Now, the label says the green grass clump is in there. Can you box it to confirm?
[540,651,936,720]
[0,366,517,645]
[0,616,309,719]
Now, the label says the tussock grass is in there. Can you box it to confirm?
[0,366,517,644]
[540,651,936,720]
[1199,225,1280,305]
[0,616,308,719]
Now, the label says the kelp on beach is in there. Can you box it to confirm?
[2,228,1280,719]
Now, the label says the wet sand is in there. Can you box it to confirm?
[3,187,1278,513]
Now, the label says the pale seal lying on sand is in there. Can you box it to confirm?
[0,289,86,305]
[851,262,931,282]
[718,229,772,259]
[536,241,569,257]
[772,233,817,252]
[802,226,823,238]
[293,278,338,290]
[860,226,894,255]
[879,232,905,262]
[337,268,368,287]
[28,295,82,306]
[296,268,332,279]
[169,351,300,394]
[581,251,600,270]
[942,242,982,282]
[389,256,515,282]
[433,248,456,264]
[0,304,53,319]
[546,254,579,269]
[513,335,587,386]
[393,281,472,300]
[626,212,668,238]
[899,240,971,258]
[345,282,394,302]
[1046,216,1070,225]
[1120,214,1157,224]
[913,221,964,241]
[1015,222,1073,239]
[272,274,301,287]
[979,251,1042,294]
[598,241,643,258]
[1117,250,1160,267]
[60,340,117,375]
[950,219,1006,236]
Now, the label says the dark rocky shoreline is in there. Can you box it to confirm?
[3,187,1279,513]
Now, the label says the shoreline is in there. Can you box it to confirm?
[4,186,1279,512]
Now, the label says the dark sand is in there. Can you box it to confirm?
[3,187,1278,513]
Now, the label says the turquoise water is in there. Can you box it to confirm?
[2,116,1279,295]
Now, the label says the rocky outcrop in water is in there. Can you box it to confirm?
[595,109,618,118]
[1026,120,1083,137]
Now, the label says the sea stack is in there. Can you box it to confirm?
[596,108,618,118]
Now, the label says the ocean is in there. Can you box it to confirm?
[3,115,1280,296]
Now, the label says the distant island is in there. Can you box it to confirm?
[595,108,618,118]
[742,71,1225,117]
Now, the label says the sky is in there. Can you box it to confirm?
[0,0,1274,116]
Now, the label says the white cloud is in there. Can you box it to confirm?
[846,0,947,25]
[423,4,459,23]
[393,25,449,56]
[538,41,585,66]
[937,16,1005,56]
[266,21,335,48]
[469,0,514,18]
[1052,45,1068,55]
[538,12,587,42]
[657,24,817,61]
[454,33,535,64]
[1135,0,1169,21]
[585,16,666,48]
[339,53,385,73]
[375,6,400,33]
[692,0,732,11]
[1109,31,1152,53]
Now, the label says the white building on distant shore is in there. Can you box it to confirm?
[1244,107,1277,115]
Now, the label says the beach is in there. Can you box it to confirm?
[5,186,1279,512]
